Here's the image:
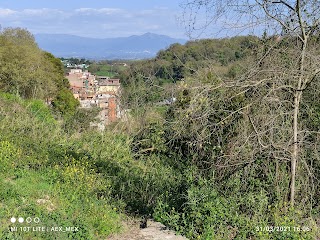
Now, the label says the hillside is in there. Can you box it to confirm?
[0,94,124,239]
[1,27,320,240]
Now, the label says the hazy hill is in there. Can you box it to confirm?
[35,33,187,59]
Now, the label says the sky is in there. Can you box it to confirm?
[0,0,190,39]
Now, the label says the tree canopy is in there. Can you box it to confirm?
[0,27,79,116]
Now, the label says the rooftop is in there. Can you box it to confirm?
[99,78,120,86]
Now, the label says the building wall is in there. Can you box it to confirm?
[70,69,82,74]
[99,85,120,93]
[73,93,80,100]
[108,97,117,123]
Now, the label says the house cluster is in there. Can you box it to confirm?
[66,69,121,126]
[61,60,90,69]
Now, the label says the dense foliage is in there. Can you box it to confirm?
[118,35,320,239]
[0,28,79,117]
[119,36,257,109]
[1,27,320,240]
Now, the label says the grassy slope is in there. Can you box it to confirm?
[0,93,122,240]
[1,92,319,240]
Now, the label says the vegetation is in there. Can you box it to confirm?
[118,36,257,109]
[87,61,128,78]
[60,57,91,66]
[1,11,320,239]
[0,93,122,239]
[115,25,320,240]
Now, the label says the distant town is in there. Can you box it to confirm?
[65,65,121,129]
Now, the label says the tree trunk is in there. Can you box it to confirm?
[290,31,307,206]
[291,91,301,206]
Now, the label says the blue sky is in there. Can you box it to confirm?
[0,0,189,38]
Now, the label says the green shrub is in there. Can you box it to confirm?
[0,141,21,174]
[25,99,56,125]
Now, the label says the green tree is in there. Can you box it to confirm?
[51,88,79,117]
[0,27,80,119]
[0,28,60,99]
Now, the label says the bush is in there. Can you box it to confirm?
[25,99,56,125]
[0,141,21,174]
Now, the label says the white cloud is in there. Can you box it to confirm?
[74,8,92,13]
[20,8,67,20]
[75,8,123,15]
[0,8,17,17]
[22,8,50,16]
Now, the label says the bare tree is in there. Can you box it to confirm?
[179,0,320,206]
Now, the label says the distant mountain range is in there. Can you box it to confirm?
[35,33,187,60]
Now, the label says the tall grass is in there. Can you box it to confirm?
[0,94,122,240]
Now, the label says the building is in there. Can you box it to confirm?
[66,69,97,100]
[96,94,119,124]
[65,70,121,125]
[96,76,121,94]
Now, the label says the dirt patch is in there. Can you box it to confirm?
[108,218,188,240]
[36,195,56,212]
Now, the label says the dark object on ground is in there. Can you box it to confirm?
[140,216,147,229]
